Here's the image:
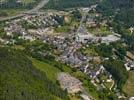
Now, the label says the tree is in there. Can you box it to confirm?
[95,43,113,57]
[103,59,128,90]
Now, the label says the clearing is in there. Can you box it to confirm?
[123,71,134,96]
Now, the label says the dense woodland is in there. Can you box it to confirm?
[0,0,40,9]
[99,0,134,23]
[44,0,99,10]
[97,0,134,27]
[0,47,69,100]
[103,59,128,90]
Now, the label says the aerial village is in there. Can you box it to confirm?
[0,5,134,100]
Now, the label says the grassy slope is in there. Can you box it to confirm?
[30,57,101,99]
[31,58,60,83]
[123,71,134,96]
[30,58,84,100]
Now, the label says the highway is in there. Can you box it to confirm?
[27,0,49,13]
[0,0,49,21]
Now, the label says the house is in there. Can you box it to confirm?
[124,61,134,71]
[129,97,134,100]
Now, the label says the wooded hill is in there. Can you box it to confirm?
[44,0,99,10]
[0,0,40,9]
[97,0,134,52]
[0,47,69,100]
[97,0,134,28]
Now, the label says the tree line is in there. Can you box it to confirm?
[44,0,99,10]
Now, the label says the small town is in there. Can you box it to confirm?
[0,0,134,100]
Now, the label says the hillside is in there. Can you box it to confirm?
[97,0,134,27]
[44,0,99,10]
[0,0,41,17]
[0,0,40,9]
[0,47,69,100]
[97,0,134,52]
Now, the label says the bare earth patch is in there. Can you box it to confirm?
[123,71,134,96]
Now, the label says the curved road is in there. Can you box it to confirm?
[0,0,49,21]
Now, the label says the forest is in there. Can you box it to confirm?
[44,0,99,10]
[103,59,128,90]
[0,0,40,9]
[0,47,69,100]
[97,0,134,52]
[97,0,134,28]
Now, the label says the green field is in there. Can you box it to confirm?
[0,9,26,17]
[0,0,35,4]
[123,71,134,96]
[31,58,61,82]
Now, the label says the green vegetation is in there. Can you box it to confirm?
[0,0,40,9]
[52,9,82,33]
[87,25,112,36]
[0,22,6,38]
[122,32,134,52]
[71,9,82,21]
[123,71,134,96]
[83,48,98,56]
[23,41,106,99]
[31,58,60,83]
[0,11,8,17]
[52,15,72,33]
[55,26,71,33]
[21,0,36,4]
[79,43,113,58]
[78,45,98,56]
[44,0,99,10]
[97,0,134,51]
[0,47,69,100]
[95,43,113,57]
[103,59,128,90]
[97,0,134,22]
[0,9,26,17]
[114,8,134,28]
[111,42,126,60]
[0,0,41,17]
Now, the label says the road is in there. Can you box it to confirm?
[77,12,87,33]
[0,0,49,21]
[27,0,49,13]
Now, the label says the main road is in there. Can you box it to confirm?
[0,0,49,21]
